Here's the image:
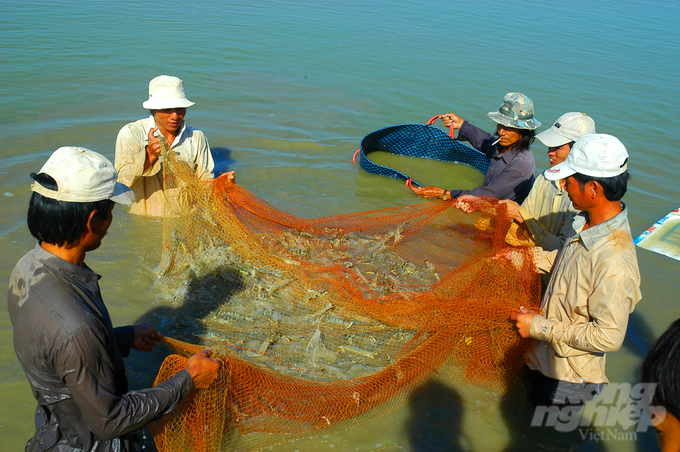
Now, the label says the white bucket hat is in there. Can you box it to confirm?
[544,134,629,181]
[31,146,134,205]
[487,92,541,130]
[142,75,195,110]
[537,112,596,147]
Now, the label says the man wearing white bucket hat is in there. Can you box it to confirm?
[115,75,219,216]
[8,147,220,451]
[410,92,539,204]
[510,134,641,409]
[499,112,597,252]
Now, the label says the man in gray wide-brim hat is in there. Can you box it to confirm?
[487,92,541,131]
[114,75,218,217]
[410,92,539,204]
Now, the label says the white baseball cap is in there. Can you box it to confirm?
[537,112,596,147]
[142,75,195,110]
[544,134,629,181]
[31,146,134,205]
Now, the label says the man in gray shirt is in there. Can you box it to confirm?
[8,146,220,452]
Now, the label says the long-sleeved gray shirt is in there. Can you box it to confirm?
[449,121,535,203]
[7,243,193,452]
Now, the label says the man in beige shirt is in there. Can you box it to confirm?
[115,75,218,217]
[511,133,641,408]
[500,112,596,252]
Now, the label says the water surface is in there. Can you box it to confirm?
[2,1,679,450]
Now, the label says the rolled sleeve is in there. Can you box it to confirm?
[532,247,557,274]
[114,123,161,188]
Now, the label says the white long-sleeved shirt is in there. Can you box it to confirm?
[114,116,214,216]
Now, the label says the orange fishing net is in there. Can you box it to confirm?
[149,148,541,452]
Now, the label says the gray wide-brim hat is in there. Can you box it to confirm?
[142,75,195,110]
[487,92,541,130]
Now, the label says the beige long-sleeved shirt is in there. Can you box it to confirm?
[518,172,578,252]
[114,116,214,217]
[526,205,641,384]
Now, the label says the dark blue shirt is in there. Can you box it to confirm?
[449,121,535,203]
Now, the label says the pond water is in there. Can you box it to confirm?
[1,1,679,450]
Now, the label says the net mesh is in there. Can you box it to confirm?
[148,147,541,452]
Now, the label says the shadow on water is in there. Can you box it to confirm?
[626,310,663,452]
[121,261,659,451]
[124,266,244,451]
[623,310,655,360]
[499,370,607,452]
[211,146,236,177]
[406,381,470,452]
[124,266,245,389]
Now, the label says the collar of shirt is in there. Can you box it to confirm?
[551,178,566,194]
[33,242,101,284]
[571,203,628,251]
[145,115,188,148]
[492,145,523,163]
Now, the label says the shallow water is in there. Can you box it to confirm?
[2,0,680,450]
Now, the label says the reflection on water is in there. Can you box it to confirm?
[367,150,485,191]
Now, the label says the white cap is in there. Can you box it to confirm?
[31,147,134,205]
[142,75,195,110]
[537,112,596,147]
[544,134,629,181]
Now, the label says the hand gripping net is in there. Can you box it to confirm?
[149,148,541,452]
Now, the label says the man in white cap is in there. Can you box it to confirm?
[510,134,641,409]
[115,75,219,216]
[8,147,220,451]
[411,92,540,204]
[499,112,596,251]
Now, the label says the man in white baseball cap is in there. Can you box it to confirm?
[30,146,135,206]
[510,133,641,410]
[499,112,596,252]
[114,75,226,216]
[537,112,596,150]
[9,146,220,451]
